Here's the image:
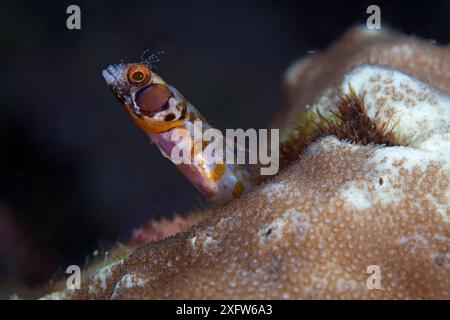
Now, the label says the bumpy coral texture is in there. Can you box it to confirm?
[43,26,449,299]
[281,26,450,135]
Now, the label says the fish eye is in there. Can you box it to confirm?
[127,64,151,86]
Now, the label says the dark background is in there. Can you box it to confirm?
[0,0,448,297]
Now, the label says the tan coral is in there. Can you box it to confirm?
[43,26,450,300]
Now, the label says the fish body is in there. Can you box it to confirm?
[102,63,251,202]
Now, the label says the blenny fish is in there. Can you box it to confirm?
[102,61,252,203]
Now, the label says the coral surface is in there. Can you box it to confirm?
[43,26,449,299]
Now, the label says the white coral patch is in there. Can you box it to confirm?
[91,264,114,290]
[339,185,372,211]
[308,136,361,154]
[111,274,147,299]
[418,132,450,152]
[338,144,450,222]
[339,177,406,213]
[340,65,450,150]
[259,209,310,245]
[203,236,220,252]
[368,146,449,174]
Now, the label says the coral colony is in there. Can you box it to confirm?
[43,26,449,300]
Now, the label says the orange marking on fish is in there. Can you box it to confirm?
[211,163,227,182]
[232,181,244,199]
[130,111,184,134]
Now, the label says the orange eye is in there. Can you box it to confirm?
[127,64,151,86]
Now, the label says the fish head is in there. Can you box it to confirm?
[102,63,187,133]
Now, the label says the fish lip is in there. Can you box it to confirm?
[102,65,120,87]
[102,64,139,114]
[102,65,127,98]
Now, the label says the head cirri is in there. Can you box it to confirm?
[102,63,187,134]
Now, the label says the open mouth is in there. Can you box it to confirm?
[102,65,131,106]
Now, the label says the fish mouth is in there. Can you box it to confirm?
[102,64,152,118]
[102,64,131,104]
[102,67,116,86]
[102,64,124,87]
